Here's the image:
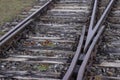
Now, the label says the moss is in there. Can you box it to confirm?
[36,64,49,71]
[0,31,6,35]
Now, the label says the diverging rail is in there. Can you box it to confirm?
[0,0,92,79]
[0,0,116,79]
[77,0,115,80]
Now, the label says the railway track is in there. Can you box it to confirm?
[0,0,119,80]
[87,0,120,80]
[77,0,120,80]
[0,0,49,37]
[0,0,93,80]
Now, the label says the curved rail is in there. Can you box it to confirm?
[77,25,105,80]
[0,0,54,46]
[84,0,98,52]
[0,0,116,79]
[84,0,115,52]
[77,0,115,79]
[63,26,86,80]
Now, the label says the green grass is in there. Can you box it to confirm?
[0,0,35,25]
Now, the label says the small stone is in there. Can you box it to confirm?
[117,75,120,77]
[11,66,16,69]
[1,65,4,68]
[106,71,113,76]
[94,75,102,80]
[90,67,96,72]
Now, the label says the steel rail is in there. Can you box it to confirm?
[84,0,98,51]
[0,0,54,47]
[77,0,115,79]
[77,25,105,80]
[63,0,99,79]
[84,0,115,52]
[62,26,86,80]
